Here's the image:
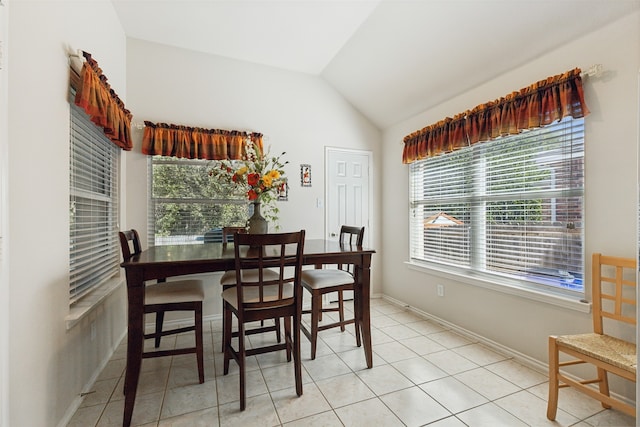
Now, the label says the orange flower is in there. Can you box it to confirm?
[247,189,258,200]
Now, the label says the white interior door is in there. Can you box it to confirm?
[325,148,371,302]
[326,148,371,244]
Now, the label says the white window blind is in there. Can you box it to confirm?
[148,157,248,246]
[410,116,584,294]
[69,101,120,304]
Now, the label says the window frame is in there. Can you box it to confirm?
[408,116,585,300]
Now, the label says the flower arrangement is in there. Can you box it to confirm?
[209,139,288,226]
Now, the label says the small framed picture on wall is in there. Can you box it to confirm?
[300,164,311,187]
[278,179,289,201]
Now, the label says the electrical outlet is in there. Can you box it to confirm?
[90,321,96,341]
[437,284,445,297]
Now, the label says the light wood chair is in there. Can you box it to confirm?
[119,230,205,384]
[547,253,637,420]
[222,230,305,410]
[301,225,364,359]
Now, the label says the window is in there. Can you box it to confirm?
[409,116,584,295]
[69,100,120,304]
[149,156,248,246]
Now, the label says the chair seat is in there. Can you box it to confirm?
[222,283,294,310]
[556,333,636,374]
[220,269,280,286]
[145,280,205,305]
[301,269,354,290]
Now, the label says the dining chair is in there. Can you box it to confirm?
[301,225,365,359]
[219,226,281,351]
[222,226,247,244]
[547,253,637,420]
[119,229,205,384]
[222,230,305,410]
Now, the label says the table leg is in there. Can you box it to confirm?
[358,254,373,369]
[123,273,144,427]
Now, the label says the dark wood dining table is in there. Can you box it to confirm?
[120,238,375,427]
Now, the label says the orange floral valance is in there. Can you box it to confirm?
[142,121,263,160]
[74,51,132,150]
[402,68,590,164]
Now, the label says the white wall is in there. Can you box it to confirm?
[125,38,383,319]
[6,1,128,425]
[382,12,640,399]
[0,1,8,425]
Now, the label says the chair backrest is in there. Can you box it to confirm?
[339,225,365,247]
[119,229,142,261]
[233,230,305,310]
[336,226,365,271]
[223,226,247,244]
[591,253,637,335]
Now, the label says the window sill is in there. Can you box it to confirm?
[65,277,125,330]
[405,261,591,313]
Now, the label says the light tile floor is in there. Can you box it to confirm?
[68,299,636,427]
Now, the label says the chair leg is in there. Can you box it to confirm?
[337,290,346,332]
[223,302,232,375]
[237,320,247,411]
[221,301,226,353]
[238,320,246,411]
[546,336,560,421]
[596,367,612,409]
[293,312,303,397]
[353,291,361,347]
[154,310,165,348]
[195,303,204,384]
[221,284,232,352]
[275,317,282,343]
[354,319,362,346]
[284,316,292,362]
[310,291,321,359]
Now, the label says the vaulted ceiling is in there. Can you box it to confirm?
[112,0,640,129]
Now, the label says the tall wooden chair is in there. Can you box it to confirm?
[222,226,247,244]
[119,230,205,384]
[219,226,281,351]
[547,253,637,419]
[301,225,364,359]
[222,230,305,410]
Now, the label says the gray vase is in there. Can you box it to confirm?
[248,201,268,234]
